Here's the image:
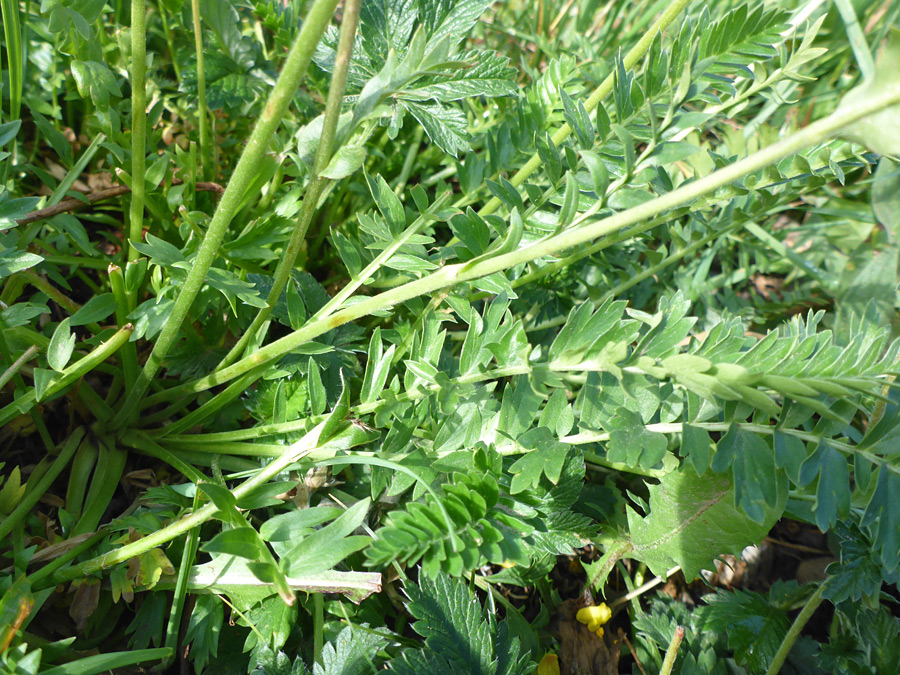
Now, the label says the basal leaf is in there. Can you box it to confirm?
[626,464,786,579]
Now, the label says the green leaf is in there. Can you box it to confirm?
[184,595,223,674]
[365,173,406,235]
[694,589,789,673]
[420,0,493,47]
[201,528,266,559]
[605,408,668,470]
[70,293,117,326]
[198,0,255,69]
[0,248,43,278]
[361,329,396,404]
[313,625,387,675]
[279,498,371,576]
[47,318,76,372]
[307,358,327,416]
[626,464,786,579]
[837,28,900,155]
[824,523,884,606]
[71,60,122,107]
[398,573,493,673]
[321,145,366,180]
[508,428,569,494]
[872,157,900,240]
[131,234,185,267]
[861,466,900,572]
[403,50,517,101]
[711,425,785,525]
[401,101,469,157]
[559,87,594,149]
[259,506,343,542]
[812,446,851,532]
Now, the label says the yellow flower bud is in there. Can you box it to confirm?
[537,653,560,675]
[576,604,612,635]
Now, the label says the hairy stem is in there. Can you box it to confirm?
[218,0,361,370]
[765,582,828,675]
[113,0,341,426]
[145,83,900,405]
[128,0,147,263]
[35,423,328,588]
[191,0,212,179]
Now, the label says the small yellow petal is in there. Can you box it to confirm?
[537,653,560,675]
[576,603,612,629]
[595,627,604,638]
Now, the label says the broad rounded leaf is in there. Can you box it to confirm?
[626,464,787,580]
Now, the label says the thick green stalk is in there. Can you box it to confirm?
[143,83,900,404]
[128,0,147,263]
[660,626,685,675]
[217,0,361,369]
[35,423,327,588]
[113,0,341,426]
[764,582,828,675]
[109,264,139,390]
[190,0,212,178]
[479,0,692,217]
[0,0,23,122]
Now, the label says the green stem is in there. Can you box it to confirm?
[26,530,107,586]
[128,0,147,263]
[833,0,875,81]
[659,626,685,675]
[313,592,324,666]
[764,582,828,675]
[217,0,360,369]
[567,421,900,478]
[0,325,134,427]
[0,345,38,391]
[112,0,341,426]
[35,423,328,588]
[0,428,85,541]
[163,494,200,667]
[109,264,139,391]
[0,0,23,122]
[191,0,212,179]
[143,82,900,404]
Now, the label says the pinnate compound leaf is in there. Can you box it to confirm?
[824,523,886,607]
[313,625,386,675]
[694,589,789,673]
[508,427,569,494]
[626,465,786,580]
[388,573,528,675]
[605,407,668,470]
[711,425,786,525]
